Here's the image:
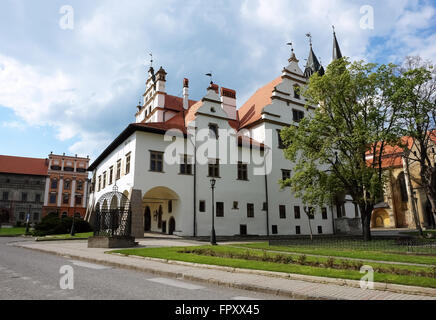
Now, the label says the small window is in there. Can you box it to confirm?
[282,169,291,181]
[19,212,25,221]
[51,179,58,189]
[75,195,82,206]
[306,207,315,220]
[180,155,193,175]
[237,162,248,181]
[293,85,301,99]
[208,160,220,178]
[98,176,101,192]
[296,226,301,235]
[272,225,278,235]
[262,202,268,211]
[240,225,247,236]
[247,203,254,218]
[318,226,323,234]
[322,208,328,220]
[109,167,113,185]
[294,206,301,219]
[233,201,239,210]
[50,193,57,204]
[216,202,224,217]
[209,123,219,139]
[2,192,8,201]
[64,180,71,190]
[22,193,27,202]
[116,160,121,180]
[292,109,305,123]
[33,212,39,221]
[199,201,206,213]
[277,130,285,149]
[150,151,164,172]
[102,172,107,189]
[77,180,83,191]
[125,153,131,175]
[279,205,286,219]
[63,194,69,205]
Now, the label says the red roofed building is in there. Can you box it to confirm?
[0,155,48,225]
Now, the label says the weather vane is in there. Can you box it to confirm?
[305,33,312,46]
[286,42,294,52]
[149,52,153,68]
[205,71,213,84]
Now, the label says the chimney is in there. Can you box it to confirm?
[183,78,189,110]
[220,87,237,120]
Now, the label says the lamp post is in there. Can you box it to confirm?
[25,204,31,235]
[210,178,217,246]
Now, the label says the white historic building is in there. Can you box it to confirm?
[86,31,358,238]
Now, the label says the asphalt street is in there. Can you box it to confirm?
[0,237,288,300]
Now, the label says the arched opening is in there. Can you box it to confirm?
[372,209,391,228]
[144,206,151,232]
[169,217,176,235]
[142,186,180,234]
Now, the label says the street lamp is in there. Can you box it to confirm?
[210,178,217,246]
[70,200,76,236]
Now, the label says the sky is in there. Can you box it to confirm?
[0,0,435,162]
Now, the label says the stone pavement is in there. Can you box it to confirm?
[13,239,436,300]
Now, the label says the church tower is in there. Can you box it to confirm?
[332,26,343,61]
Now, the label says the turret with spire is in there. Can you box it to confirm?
[304,33,322,78]
[332,26,343,61]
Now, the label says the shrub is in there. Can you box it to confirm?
[33,213,92,236]
[326,258,335,268]
[297,255,307,265]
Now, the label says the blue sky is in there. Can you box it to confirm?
[1,0,435,161]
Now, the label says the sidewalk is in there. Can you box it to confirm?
[14,240,436,300]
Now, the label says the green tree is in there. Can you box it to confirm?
[280,58,403,241]
[398,56,436,226]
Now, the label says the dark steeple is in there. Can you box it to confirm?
[332,26,343,61]
[304,33,322,78]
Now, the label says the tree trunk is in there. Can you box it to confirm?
[360,204,373,241]
[422,166,436,227]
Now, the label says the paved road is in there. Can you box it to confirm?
[0,238,287,300]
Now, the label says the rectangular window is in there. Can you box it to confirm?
[168,200,172,213]
[64,180,71,190]
[262,202,268,211]
[216,202,224,217]
[150,151,164,172]
[51,179,58,189]
[279,205,286,219]
[180,155,193,175]
[292,109,305,123]
[63,194,69,205]
[102,172,107,189]
[33,212,39,221]
[233,201,239,210]
[272,225,278,235]
[116,160,121,180]
[2,192,8,201]
[98,176,101,192]
[199,201,206,213]
[77,180,83,191]
[22,193,27,202]
[293,86,301,99]
[75,195,82,206]
[294,206,301,219]
[209,123,219,139]
[296,226,301,235]
[354,204,360,218]
[109,167,113,185]
[19,212,25,221]
[237,162,248,181]
[322,208,328,220]
[277,130,285,149]
[282,169,291,181]
[50,193,57,204]
[247,203,254,218]
[318,226,323,234]
[208,160,220,178]
[125,153,131,175]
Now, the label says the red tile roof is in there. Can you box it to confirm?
[164,94,197,112]
[0,155,48,176]
[237,76,283,129]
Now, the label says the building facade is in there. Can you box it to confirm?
[0,156,48,225]
[42,153,90,219]
[86,33,347,238]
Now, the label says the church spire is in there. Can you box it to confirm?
[332,26,343,61]
[304,33,321,78]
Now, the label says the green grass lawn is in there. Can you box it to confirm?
[0,227,27,237]
[111,245,436,289]
[235,242,436,266]
[35,232,93,241]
